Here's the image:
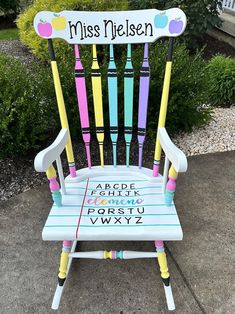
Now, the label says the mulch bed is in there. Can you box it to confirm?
[201,34,235,59]
[0,39,38,66]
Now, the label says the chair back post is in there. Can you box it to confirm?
[153,37,174,177]
[74,44,92,169]
[48,39,76,177]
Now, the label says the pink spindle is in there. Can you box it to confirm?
[63,240,72,248]
[153,163,160,177]
[155,240,164,248]
[69,165,76,177]
[166,177,176,191]
[85,144,92,169]
[49,177,60,191]
[74,44,92,169]
[48,175,62,207]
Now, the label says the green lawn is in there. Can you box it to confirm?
[0,28,19,40]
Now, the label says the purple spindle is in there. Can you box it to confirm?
[137,43,150,168]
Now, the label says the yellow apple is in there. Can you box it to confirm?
[52,15,66,31]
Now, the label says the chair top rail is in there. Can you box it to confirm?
[34,9,186,44]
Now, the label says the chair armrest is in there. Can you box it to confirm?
[34,128,68,172]
[158,127,187,173]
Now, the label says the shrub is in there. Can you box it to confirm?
[0,0,20,15]
[129,0,222,50]
[17,0,128,62]
[0,53,56,158]
[206,55,235,107]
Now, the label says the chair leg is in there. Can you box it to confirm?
[155,240,175,311]
[51,240,77,310]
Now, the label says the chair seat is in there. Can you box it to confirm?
[42,166,183,241]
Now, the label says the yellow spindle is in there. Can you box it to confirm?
[91,44,104,167]
[157,251,170,279]
[104,251,112,259]
[46,164,56,179]
[58,251,69,280]
[169,165,178,180]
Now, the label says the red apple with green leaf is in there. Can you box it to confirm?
[37,19,52,37]
[169,18,183,34]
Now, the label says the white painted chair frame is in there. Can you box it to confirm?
[34,127,187,310]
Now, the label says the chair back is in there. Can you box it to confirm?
[34,8,186,177]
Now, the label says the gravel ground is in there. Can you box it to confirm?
[0,40,234,201]
[0,39,37,65]
[173,107,235,156]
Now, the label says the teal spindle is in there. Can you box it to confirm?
[124,44,134,167]
[108,44,118,167]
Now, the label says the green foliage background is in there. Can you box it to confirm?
[205,55,235,106]
[0,53,55,157]
[17,0,128,62]
[129,0,222,49]
[1,0,233,158]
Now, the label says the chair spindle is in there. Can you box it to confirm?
[165,165,178,206]
[74,45,91,169]
[108,44,118,167]
[56,157,66,195]
[46,164,62,207]
[137,43,150,168]
[91,44,104,167]
[124,44,134,167]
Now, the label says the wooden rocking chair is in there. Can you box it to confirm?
[34,8,188,311]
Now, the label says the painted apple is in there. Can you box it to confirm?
[169,18,184,34]
[154,12,168,29]
[37,20,52,37]
[52,14,66,31]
